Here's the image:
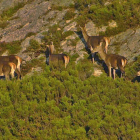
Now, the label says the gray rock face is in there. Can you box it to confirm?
[0,1,51,42]
[109,28,140,62]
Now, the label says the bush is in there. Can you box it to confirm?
[0,65,140,139]
[64,10,76,20]
[27,39,40,52]
[74,0,140,36]
[0,41,22,54]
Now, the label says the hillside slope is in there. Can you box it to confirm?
[0,0,140,139]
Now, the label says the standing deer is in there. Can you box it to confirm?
[79,25,110,63]
[0,61,21,80]
[47,42,70,68]
[0,55,22,78]
[92,42,127,79]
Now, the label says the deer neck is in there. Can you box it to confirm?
[98,48,106,61]
[81,28,89,42]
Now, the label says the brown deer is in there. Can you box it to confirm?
[0,61,21,80]
[79,25,110,63]
[137,71,140,76]
[47,42,70,68]
[0,55,22,77]
[92,42,127,79]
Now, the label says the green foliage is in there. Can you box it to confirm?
[21,57,46,76]
[1,2,25,20]
[0,64,140,139]
[0,0,140,139]
[27,39,40,52]
[62,30,74,39]
[25,32,37,38]
[42,24,62,50]
[0,40,22,55]
[64,10,76,20]
[74,0,140,36]
[0,21,9,29]
[42,24,74,52]
[125,55,140,80]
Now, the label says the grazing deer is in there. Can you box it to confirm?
[0,61,21,80]
[92,42,127,79]
[47,42,70,68]
[79,25,110,63]
[0,55,22,77]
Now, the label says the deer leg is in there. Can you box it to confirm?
[105,46,107,53]
[91,53,95,63]
[113,69,116,79]
[120,67,125,78]
[108,66,112,78]
[4,73,10,80]
[10,72,14,79]
[15,69,21,79]
[64,56,67,68]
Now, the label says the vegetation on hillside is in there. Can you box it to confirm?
[0,41,22,55]
[75,0,140,36]
[0,63,140,139]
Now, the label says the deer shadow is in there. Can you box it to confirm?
[45,47,50,65]
[132,76,140,82]
[75,31,110,75]
[74,31,91,54]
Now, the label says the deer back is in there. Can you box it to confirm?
[105,54,127,69]
[0,55,17,65]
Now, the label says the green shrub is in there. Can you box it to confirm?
[27,39,40,52]
[75,0,140,36]
[64,10,76,20]
[1,2,25,20]
[25,32,36,38]
[0,40,22,54]
[0,66,140,139]
[125,55,140,80]
[0,21,9,29]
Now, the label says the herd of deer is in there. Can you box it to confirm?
[79,25,127,79]
[0,24,128,80]
[47,25,127,80]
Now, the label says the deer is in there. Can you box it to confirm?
[47,42,70,68]
[79,25,110,63]
[137,71,140,76]
[0,61,21,80]
[0,55,22,78]
[92,42,127,79]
